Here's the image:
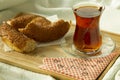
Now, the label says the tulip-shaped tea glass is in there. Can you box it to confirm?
[61,2,115,58]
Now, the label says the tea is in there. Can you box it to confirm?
[73,6,102,53]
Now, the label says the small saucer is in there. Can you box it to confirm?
[61,35,115,58]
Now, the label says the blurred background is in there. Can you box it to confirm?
[0,0,119,34]
[0,0,120,80]
[0,0,120,20]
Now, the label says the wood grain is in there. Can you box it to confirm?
[0,26,119,80]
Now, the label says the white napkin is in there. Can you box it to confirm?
[103,57,120,80]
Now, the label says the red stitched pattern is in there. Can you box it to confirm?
[39,52,117,80]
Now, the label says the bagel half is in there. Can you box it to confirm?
[0,23,36,53]
[19,17,70,42]
[8,13,70,42]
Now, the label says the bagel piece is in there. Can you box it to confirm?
[0,23,36,53]
[8,13,70,42]
[7,13,40,30]
[19,17,70,42]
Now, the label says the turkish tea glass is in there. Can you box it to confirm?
[73,2,104,55]
[61,1,115,58]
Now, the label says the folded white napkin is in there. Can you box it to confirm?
[103,57,120,80]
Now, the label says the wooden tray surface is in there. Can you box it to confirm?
[0,25,120,80]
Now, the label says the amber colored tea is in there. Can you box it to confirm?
[73,6,102,53]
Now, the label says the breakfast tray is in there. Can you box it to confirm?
[0,23,120,80]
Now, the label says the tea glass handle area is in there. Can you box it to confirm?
[89,0,105,12]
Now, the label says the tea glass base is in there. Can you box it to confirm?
[61,35,115,58]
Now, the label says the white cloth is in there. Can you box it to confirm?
[100,8,120,35]
[0,0,120,80]
[35,0,120,19]
[0,62,55,80]
[0,0,27,10]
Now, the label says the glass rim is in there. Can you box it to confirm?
[72,1,105,11]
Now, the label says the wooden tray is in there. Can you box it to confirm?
[0,25,120,80]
